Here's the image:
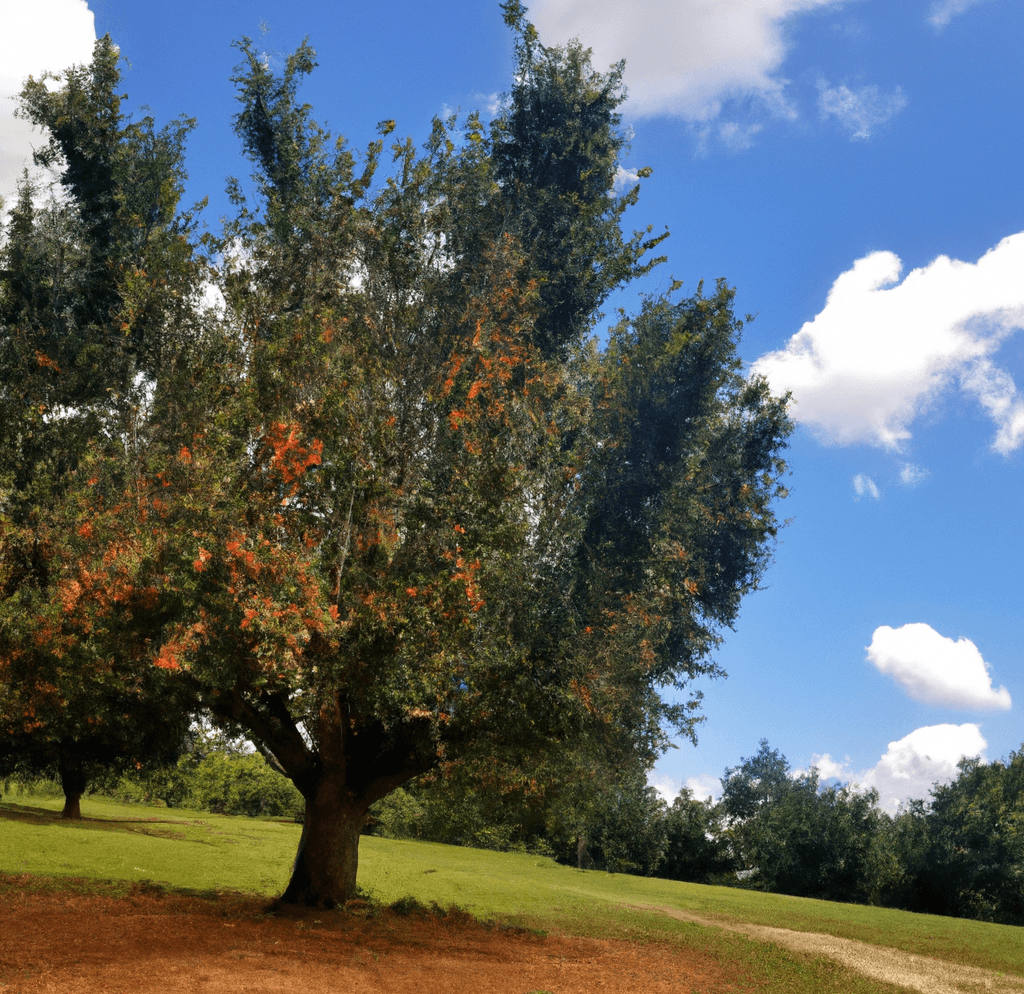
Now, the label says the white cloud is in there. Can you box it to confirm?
[449,92,505,121]
[613,165,640,192]
[812,723,988,813]
[928,0,994,28]
[0,0,96,210]
[867,623,1012,711]
[960,357,1024,455]
[685,775,723,803]
[818,82,907,139]
[530,0,842,120]
[199,280,227,316]
[751,233,1024,453]
[898,462,929,487]
[718,120,764,152]
[649,773,722,804]
[806,752,851,780]
[853,474,880,499]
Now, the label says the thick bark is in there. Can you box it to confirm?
[57,747,86,821]
[227,694,438,907]
[279,775,369,907]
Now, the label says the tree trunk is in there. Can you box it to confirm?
[57,747,86,821]
[576,833,594,870]
[279,773,369,907]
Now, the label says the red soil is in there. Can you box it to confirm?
[0,879,747,993]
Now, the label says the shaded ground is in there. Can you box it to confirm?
[0,882,743,994]
[634,904,1024,994]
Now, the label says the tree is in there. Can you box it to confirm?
[0,36,207,818]
[919,752,1024,923]
[2,15,792,906]
[721,739,795,822]
[721,741,883,901]
[491,0,667,359]
[661,788,733,883]
[865,799,931,911]
[584,768,668,875]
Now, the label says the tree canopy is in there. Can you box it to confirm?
[0,10,792,906]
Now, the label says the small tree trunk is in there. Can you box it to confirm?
[57,747,86,821]
[576,833,594,870]
[279,773,368,907]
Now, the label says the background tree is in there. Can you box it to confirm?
[911,752,1024,923]
[865,799,931,911]
[661,788,734,883]
[0,36,207,819]
[722,741,881,901]
[721,739,795,823]
[2,14,792,908]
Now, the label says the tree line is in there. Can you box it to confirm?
[365,738,1024,927]
[0,3,791,907]
[7,734,1020,926]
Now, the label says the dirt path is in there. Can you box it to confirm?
[632,904,1024,994]
[0,886,742,994]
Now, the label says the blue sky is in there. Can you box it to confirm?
[3,0,1022,813]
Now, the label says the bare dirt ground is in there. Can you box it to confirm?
[5,883,1023,994]
[0,884,744,994]
[635,904,1024,994]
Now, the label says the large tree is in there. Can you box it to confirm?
[1,11,792,906]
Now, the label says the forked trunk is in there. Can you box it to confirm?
[57,747,86,821]
[279,773,369,907]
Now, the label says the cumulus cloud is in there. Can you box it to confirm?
[0,0,96,209]
[751,234,1024,453]
[853,474,880,499]
[812,723,988,813]
[530,0,842,120]
[928,0,994,28]
[818,82,907,139]
[867,623,1012,711]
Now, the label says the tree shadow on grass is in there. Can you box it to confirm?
[0,801,199,840]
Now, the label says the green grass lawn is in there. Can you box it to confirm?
[3,790,1022,991]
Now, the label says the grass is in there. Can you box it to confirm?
[356,834,1024,977]
[3,790,1023,990]
[0,793,296,895]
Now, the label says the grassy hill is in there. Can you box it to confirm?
[3,792,1022,993]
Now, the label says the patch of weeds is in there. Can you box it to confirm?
[129,880,168,898]
[388,895,431,917]
[343,897,376,916]
[385,895,487,929]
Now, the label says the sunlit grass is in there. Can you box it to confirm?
[356,834,1024,976]
[3,790,1022,986]
[0,793,296,895]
